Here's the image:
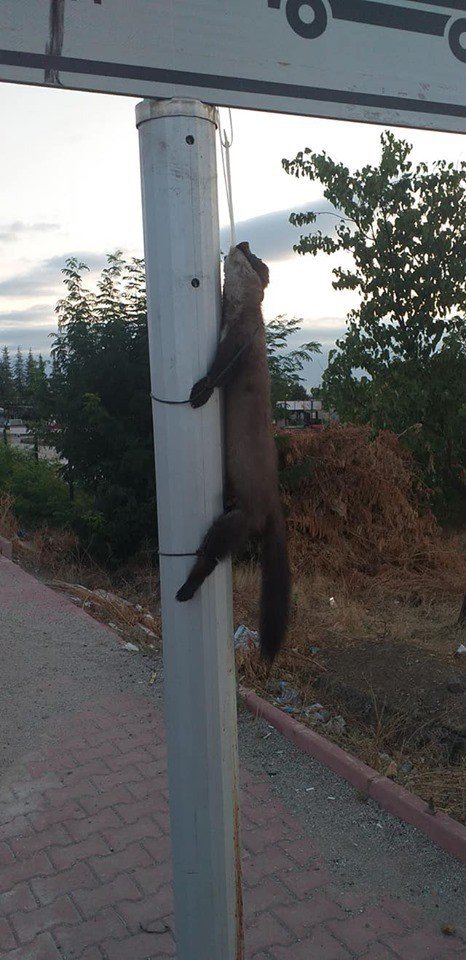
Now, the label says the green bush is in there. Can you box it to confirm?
[0,444,74,528]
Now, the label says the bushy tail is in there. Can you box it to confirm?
[260,508,291,663]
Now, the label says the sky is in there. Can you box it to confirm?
[0,81,465,388]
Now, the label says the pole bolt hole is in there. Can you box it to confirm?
[191,278,200,288]
[186,135,195,145]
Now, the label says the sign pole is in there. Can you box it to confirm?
[136,98,243,960]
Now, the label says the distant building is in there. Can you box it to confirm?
[276,399,336,429]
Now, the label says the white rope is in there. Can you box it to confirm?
[217,108,236,248]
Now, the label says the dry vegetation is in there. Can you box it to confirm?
[1,425,465,822]
[236,426,466,824]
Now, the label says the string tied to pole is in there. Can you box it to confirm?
[217,108,236,249]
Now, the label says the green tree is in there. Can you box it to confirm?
[266,315,320,417]
[13,348,25,405]
[0,347,15,409]
[50,253,155,561]
[283,131,466,511]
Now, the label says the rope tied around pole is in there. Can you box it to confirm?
[217,108,236,249]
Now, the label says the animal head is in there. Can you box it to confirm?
[223,242,269,306]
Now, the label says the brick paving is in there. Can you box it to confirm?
[0,695,464,959]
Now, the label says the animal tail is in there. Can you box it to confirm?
[259,507,291,663]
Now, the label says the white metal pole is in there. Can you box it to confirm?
[136,99,243,960]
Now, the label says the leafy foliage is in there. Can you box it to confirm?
[283,132,466,514]
[265,315,320,416]
[50,253,156,561]
[0,347,50,418]
[0,444,75,528]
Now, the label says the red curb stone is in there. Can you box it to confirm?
[241,688,466,864]
[242,690,377,793]
[11,894,80,944]
[369,778,466,863]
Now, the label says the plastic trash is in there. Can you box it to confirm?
[234,624,259,650]
[275,680,300,710]
[123,642,139,652]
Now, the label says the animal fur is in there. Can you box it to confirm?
[176,242,290,663]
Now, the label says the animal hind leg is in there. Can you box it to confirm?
[176,509,248,601]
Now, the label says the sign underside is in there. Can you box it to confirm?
[1,1,465,132]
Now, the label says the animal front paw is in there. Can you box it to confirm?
[189,377,213,408]
[176,581,195,601]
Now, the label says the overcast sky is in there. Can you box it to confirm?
[0,82,465,387]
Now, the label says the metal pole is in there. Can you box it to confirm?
[136,99,243,960]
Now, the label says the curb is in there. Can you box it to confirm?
[241,687,466,865]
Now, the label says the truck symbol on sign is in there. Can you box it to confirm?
[268,0,466,62]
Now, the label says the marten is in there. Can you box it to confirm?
[176,242,290,663]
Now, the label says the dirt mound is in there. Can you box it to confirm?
[278,425,465,595]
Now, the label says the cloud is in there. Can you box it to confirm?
[0,304,55,327]
[220,199,341,262]
[0,221,60,242]
[0,251,109,298]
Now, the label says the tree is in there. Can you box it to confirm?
[50,253,155,561]
[13,348,25,404]
[0,347,15,409]
[265,315,320,417]
[283,132,466,511]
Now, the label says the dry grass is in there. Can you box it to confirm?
[235,427,466,824]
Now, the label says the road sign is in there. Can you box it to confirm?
[1,0,465,132]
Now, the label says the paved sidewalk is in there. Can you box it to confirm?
[0,557,465,959]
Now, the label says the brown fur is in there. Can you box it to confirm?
[176,243,290,662]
